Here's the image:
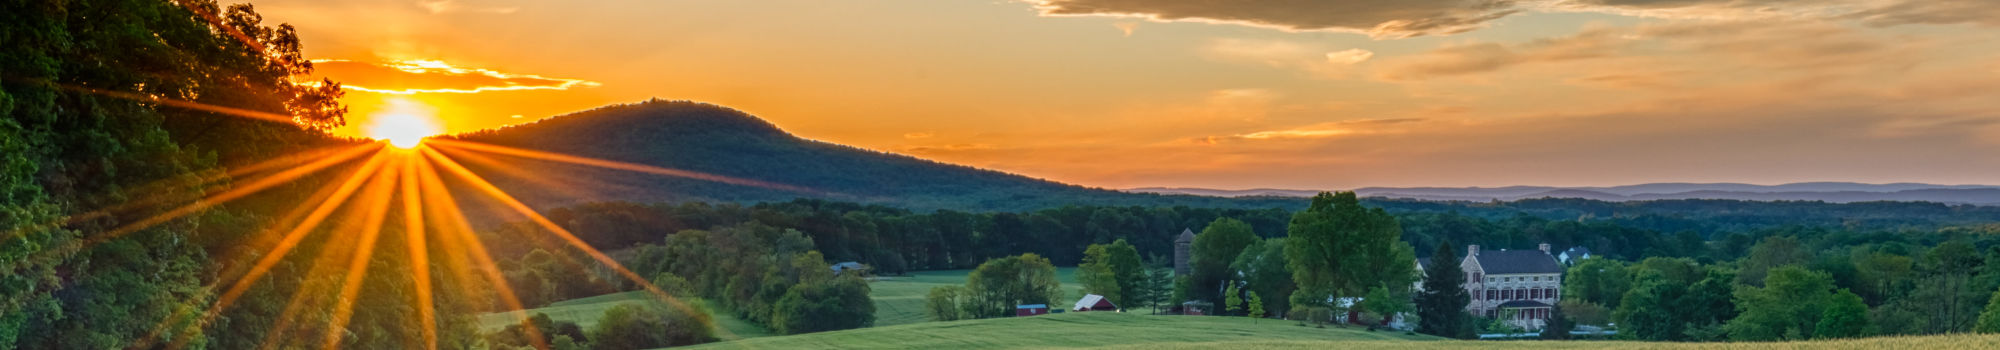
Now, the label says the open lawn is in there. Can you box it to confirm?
[1091,334,2000,350]
[679,310,1434,350]
[868,268,1088,327]
[473,291,774,341]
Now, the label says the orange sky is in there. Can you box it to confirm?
[258,0,2000,189]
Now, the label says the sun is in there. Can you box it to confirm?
[365,98,443,148]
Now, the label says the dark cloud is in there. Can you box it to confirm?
[1025,0,1522,39]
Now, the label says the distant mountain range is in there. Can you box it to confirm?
[1129,183,2000,205]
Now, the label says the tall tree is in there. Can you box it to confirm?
[1976,288,2000,333]
[1285,192,1411,316]
[1230,238,1295,316]
[1191,218,1258,306]
[1737,236,1810,286]
[1248,292,1266,320]
[1225,283,1243,317]
[1077,239,1143,306]
[1562,258,1632,309]
[963,253,1063,318]
[1416,241,1473,339]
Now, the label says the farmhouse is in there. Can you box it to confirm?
[1558,247,1593,265]
[1073,294,1117,312]
[1463,244,1564,330]
[1420,243,1568,330]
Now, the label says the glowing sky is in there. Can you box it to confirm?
[260,0,2000,189]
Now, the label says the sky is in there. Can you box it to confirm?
[259,0,2000,190]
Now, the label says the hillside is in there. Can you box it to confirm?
[441,100,1301,212]
[675,312,1437,350]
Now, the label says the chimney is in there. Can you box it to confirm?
[1468,245,1480,257]
[1539,243,1552,254]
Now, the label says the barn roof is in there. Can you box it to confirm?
[1474,250,1562,275]
[1074,294,1114,310]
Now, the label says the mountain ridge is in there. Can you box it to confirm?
[1129,183,2000,205]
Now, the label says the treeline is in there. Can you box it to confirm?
[1547,236,2000,341]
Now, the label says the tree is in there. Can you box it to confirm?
[1286,192,1411,317]
[587,304,715,350]
[1248,292,1267,320]
[925,286,968,321]
[1737,236,1809,286]
[772,274,876,334]
[1416,241,1474,339]
[1976,288,2000,333]
[1225,283,1244,317]
[962,254,1063,318]
[1075,257,1120,306]
[1727,266,1836,341]
[1562,258,1632,309]
[1815,289,1869,339]
[1231,238,1295,317]
[1360,285,1411,326]
[1191,218,1259,306]
[1540,304,1573,340]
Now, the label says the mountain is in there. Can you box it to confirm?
[440,100,1301,212]
[1132,183,2000,205]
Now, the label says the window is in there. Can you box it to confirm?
[1533,288,1542,299]
[1486,290,1495,300]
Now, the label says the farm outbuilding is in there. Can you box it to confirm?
[1016,304,1049,316]
[1073,294,1117,312]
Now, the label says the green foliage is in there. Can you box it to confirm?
[1360,285,1411,325]
[1226,283,1244,316]
[1248,292,1267,319]
[1976,288,2000,333]
[1614,267,1736,341]
[490,313,589,349]
[1728,266,1837,341]
[926,286,969,321]
[773,274,876,334]
[587,304,716,350]
[1231,238,1295,316]
[1192,218,1260,306]
[1285,192,1413,316]
[963,254,1064,319]
[1077,247,1122,306]
[1540,304,1573,340]
[1816,289,1869,339]
[1416,242,1474,339]
[1737,236,1810,286]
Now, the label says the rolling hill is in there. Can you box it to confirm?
[439,100,1302,212]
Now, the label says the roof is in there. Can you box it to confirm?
[1016,304,1048,309]
[1562,247,1592,257]
[1473,250,1563,275]
[1496,300,1553,309]
[1174,228,1196,243]
[1074,294,1114,310]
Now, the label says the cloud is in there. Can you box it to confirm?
[1022,0,2000,39]
[1377,27,1626,80]
[1202,38,1375,78]
[1023,0,1522,39]
[417,0,518,14]
[1113,22,1139,36]
[1233,118,1425,140]
[310,59,599,94]
[1326,49,1377,64]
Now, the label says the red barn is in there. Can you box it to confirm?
[1015,304,1049,316]
[1072,294,1117,312]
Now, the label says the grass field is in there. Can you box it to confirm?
[868,267,1086,327]
[472,292,774,341]
[675,310,2000,350]
[679,310,1435,350]
[1090,334,2000,350]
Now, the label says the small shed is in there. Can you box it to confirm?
[1016,304,1049,317]
[1073,294,1118,312]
